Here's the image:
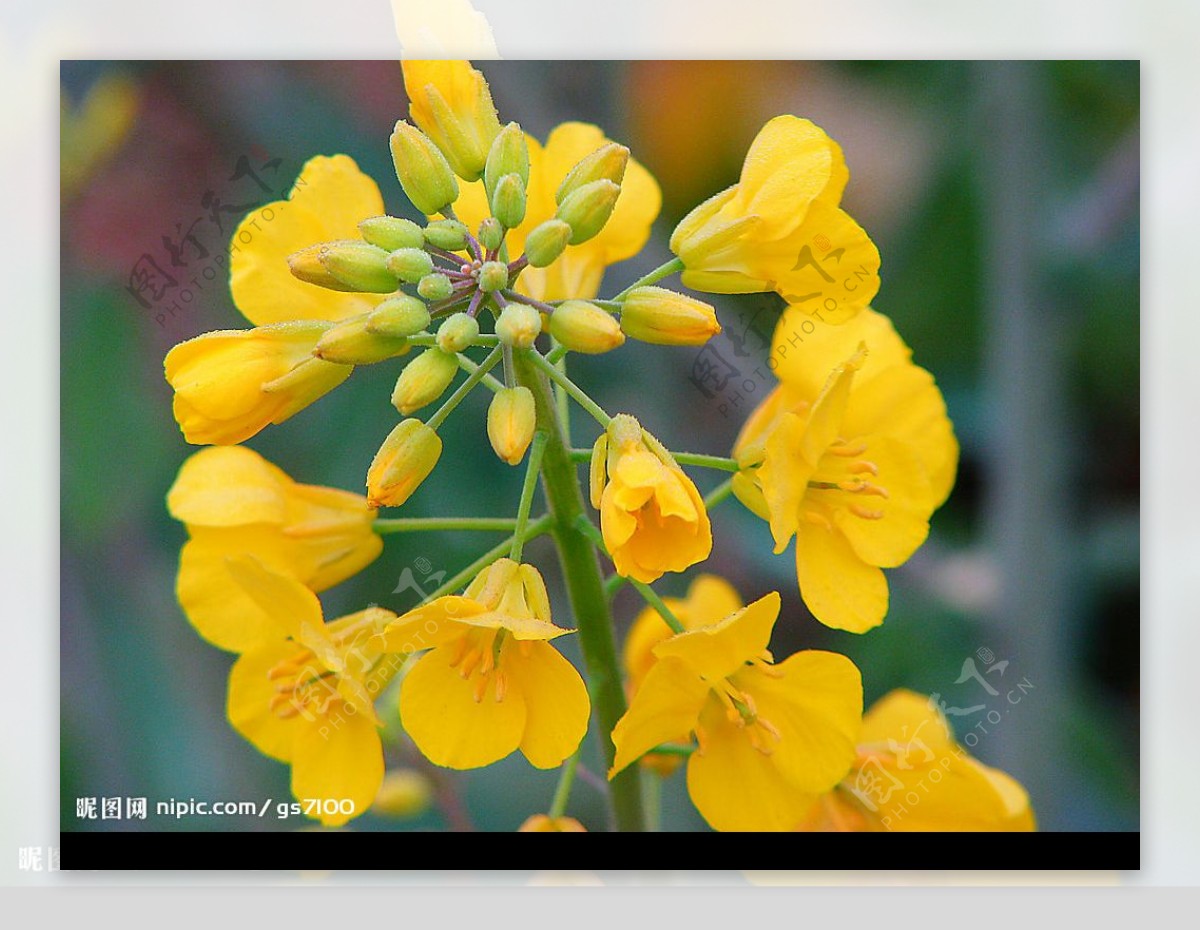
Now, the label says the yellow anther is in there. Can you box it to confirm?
[828,440,868,457]
[849,460,879,476]
[459,647,483,680]
[471,674,489,704]
[493,670,508,703]
[849,504,885,520]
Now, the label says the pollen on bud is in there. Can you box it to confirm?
[390,120,460,216]
[556,142,629,205]
[549,300,625,355]
[370,769,434,819]
[313,313,410,365]
[487,386,536,465]
[477,260,510,292]
[495,304,542,349]
[485,122,531,202]
[391,347,459,415]
[437,312,480,354]
[556,179,621,246]
[314,240,399,293]
[424,219,469,252]
[619,286,722,346]
[359,215,425,252]
[490,173,527,229]
[478,217,504,253]
[523,219,571,268]
[386,247,436,284]
[366,418,442,508]
[418,272,454,301]
[287,244,359,292]
[367,294,431,338]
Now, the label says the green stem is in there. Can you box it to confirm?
[548,749,581,819]
[456,353,505,393]
[611,257,685,302]
[512,349,644,832]
[374,517,519,534]
[510,431,548,562]
[649,743,695,757]
[567,448,738,472]
[704,476,735,509]
[414,514,554,604]
[546,342,569,365]
[524,348,611,428]
[426,346,502,431]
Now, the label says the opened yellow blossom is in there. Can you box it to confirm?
[224,557,397,827]
[610,591,862,831]
[670,115,879,323]
[167,446,382,651]
[378,559,589,770]
[590,414,712,584]
[733,311,958,633]
[798,689,1036,831]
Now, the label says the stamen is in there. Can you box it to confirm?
[849,460,879,476]
[849,504,885,520]
[802,510,833,530]
[459,647,483,680]
[828,440,868,457]
[447,635,471,669]
[493,670,508,703]
[471,674,489,703]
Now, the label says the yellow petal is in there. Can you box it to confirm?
[770,201,880,321]
[610,657,709,776]
[860,688,954,754]
[772,306,910,398]
[622,596,686,694]
[375,597,488,654]
[653,592,780,682]
[290,710,384,827]
[223,556,334,665]
[226,640,301,762]
[682,575,744,629]
[400,644,527,769]
[167,446,289,526]
[795,519,888,633]
[230,154,384,326]
[756,411,811,552]
[507,640,590,769]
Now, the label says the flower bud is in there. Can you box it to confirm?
[386,247,435,284]
[523,219,571,268]
[359,215,424,252]
[556,142,629,205]
[366,418,442,508]
[287,244,359,292]
[619,286,722,346]
[313,313,410,365]
[478,217,504,253]
[404,62,502,182]
[495,305,542,349]
[477,260,510,292]
[555,179,620,245]
[371,770,434,819]
[417,273,454,301]
[484,122,530,202]
[490,172,527,229]
[391,348,459,414]
[487,386,537,465]
[315,240,399,293]
[549,300,625,355]
[423,219,469,252]
[367,295,431,338]
[390,120,459,216]
[518,814,587,833]
[436,312,480,354]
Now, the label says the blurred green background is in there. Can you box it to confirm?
[60,60,1138,832]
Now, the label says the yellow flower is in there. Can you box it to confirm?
[451,121,662,301]
[590,414,712,584]
[797,689,1036,832]
[401,60,502,182]
[732,310,958,633]
[519,814,587,832]
[670,115,879,323]
[167,446,382,652]
[223,557,397,827]
[610,592,863,831]
[378,559,590,770]
[164,321,352,445]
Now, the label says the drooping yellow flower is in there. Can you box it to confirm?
[732,310,958,633]
[610,592,863,831]
[797,689,1036,832]
[590,414,712,584]
[167,446,382,652]
[670,115,879,323]
[223,557,397,827]
[164,321,352,445]
[378,559,590,771]
[451,121,662,301]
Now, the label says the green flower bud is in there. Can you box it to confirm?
[418,273,454,301]
[556,142,629,205]
[477,260,510,292]
[390,120,459,216]
[359,215,424,251]
[523,219,572,268]
[495,304,542,349]
[366,419,442,508]
[549,300,625,355]
[287,244,360,292]
[386,247,435,284]
[316,240,398,293]
[423,219,469,252]
[556,179,620,246]
[478,217,504,253]
[436,312,480,354]
[367,295,431,338]
[391,348,459,415]
[620,286,722,346]
[487,386,536,465]
[491,173,527,230]
[484,122,531,203]
[313,313,410,365]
